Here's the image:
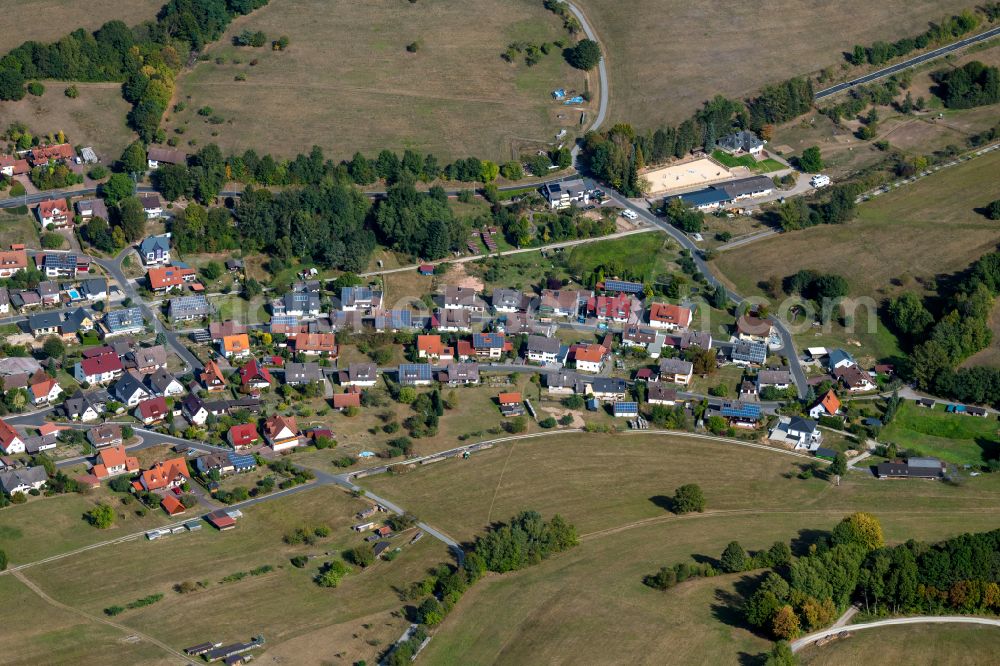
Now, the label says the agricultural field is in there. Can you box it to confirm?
[0,82,136,161]
[881,401,1000,466]
[0,0,164,53]
[576,0,975,129]
[168,0,588,161]
[800,623,1000,665]
[7,485,451,664]
[363,432,1000,664]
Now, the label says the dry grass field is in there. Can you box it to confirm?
[800,623,1000,665]
[577,0,976,129]
[0,82,136,161]
[713,148,1000,303]
[9,485,451,664]
[362,432,1000,664]
[0,0,164,53]
[168,0,587,161]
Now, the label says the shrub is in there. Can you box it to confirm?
[290,555,308,568]
[64,85,79,98]
[345,545,375,568]
[27,81,45,96]
[564,39,601,70]
[315,560,351,587]
[538,417,557,428]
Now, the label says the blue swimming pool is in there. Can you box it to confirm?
[66,289,81,300]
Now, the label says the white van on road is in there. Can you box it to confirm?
[621,209,638,220]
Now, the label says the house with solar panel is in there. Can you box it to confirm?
[730,340,767,366]
[398,363,433,386]
[600,279,644,296]
[719,401,761,428]
[542,179,590,209]
[341,286,383,312]
[374,309,414,332]
[613,401,639,418]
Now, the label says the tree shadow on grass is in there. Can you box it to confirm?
[976,437,1000,464]
[790,528,830,557]
[649,494,674,512]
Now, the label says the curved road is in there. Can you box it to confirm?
[565,1,609,134]
[815,25,1000,99]
[791,616,1000,653]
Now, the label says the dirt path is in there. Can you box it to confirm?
[12,570,192,665]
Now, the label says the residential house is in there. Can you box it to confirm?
[542,179,589,209]
[332,392,361,411]
[111,372,152,407]
[36,280,61,305]
[539,289,590,318]
[139,457,188,492]
[757,369,793,391]
[146,146,187,169]
[373,308,417,332]
[168,295,211,322]
[442,286,486,312]
[37,199,71,227]
[0,418,24,455]
[76,198,109,221]
[0,247,28,278]
[340,286,383,311]
[0,154,30,177]
[649,303,693,331]
[834,365,877,393]
[0,466,48,495]
[876,457,946,479]
[29,143,74,165]
[735,314,774,342]
[437,362,480,386]
[91,445,139,480]
[135,396,169,425]
[622,325,656,348]
[582,377,628,401]
[572,344,609,373]
[613,401,639,418]
[263,414,301,451]
[647,383,678,406]
[181,394,209,426]
[228,423,260,450]
[27,371,62,406]
[527,335,561,364]
[546,370,578,395]
[587,292,637,323]
[146,368,184,397]
[274,288,321,318]
[61,308,96,337]
[74,352,124,384]
[220,333,252,359]
[436,308,472,332]
[200,361,227,392]
[658,357,694,385]
[788,417,822,451]
[27,311,62,337]
[472,332,506,359]
[828,349,856,370]
[720,401,761,428]
[292,332,337,356]
[808,390,841,419]
[600,279,644,295]
[398,363,433,386]
[209,320,247,343]
[87,424,123,449]
[340,363,377,388]
[498,392,524,417]
[239,359,273,390]
[40,253,87,278]
[138,193,163,219]
[491,288,528,313]
[126,345,167,375]
[138,234,171,266]
[194,452,236,477]
[731,341,768,366]
[63,390,107,421]
[679,330,712,351]
[101,307,145,337]
[284,362,324,386]
[12,290,41,310]
[716,130,766,156]
[148,265,197,292]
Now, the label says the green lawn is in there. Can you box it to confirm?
[712,149,757,169]
[756,158,786,172]
[566,232,678,281]
[881,401,1000,465]
[801,623,1000,665]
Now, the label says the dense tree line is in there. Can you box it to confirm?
[893,250,1000,405]
[473,510,578,572]
[581,78,813,194]
[935,61,1000,109]
[849,11,982,67]
[744,514,1000,640]
[374,182,467,259]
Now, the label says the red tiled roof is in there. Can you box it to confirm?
[264,414,298,440]
[0,248,28,272]
[0,418,21,451]
[137,396,168,420]
[573,344,606,363]
[332,393,361,409]
[38,198,69,219]
[228,423,259,447]
[79,353,123,377]
[141,457,188,491]
[239,359,272,386]
[498,392,522,404]
[292,333,337,353]
[649,303,692,326]
[161,494,186,515]
[147,265,196,290]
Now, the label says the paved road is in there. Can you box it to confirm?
[791,615,1000,653]
[815,25,1000,99]
[603,191,808,398]
[565,1,608,134]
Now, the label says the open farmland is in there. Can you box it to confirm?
[9,485,451,664]
[168,0,588,161]
[881,401,1000,466]
[0,82,136,161]
[712,148,1000,303]
[0,0,164,53]
[800,623,1000,665]
[362,432,1000,664]
[577,0,976,129]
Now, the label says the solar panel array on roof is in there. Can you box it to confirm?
[399,364,432,381]
[721,402,761,419]
[227,451,257,469]
[603,279,644,294]
[613,401,639,415]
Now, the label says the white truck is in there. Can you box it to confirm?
[810,174,831,188]
[621,208,638,220]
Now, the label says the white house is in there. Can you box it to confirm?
[264,415,301,451]
[658,357,693,385]
[526,335,561,364]
[787,417,822,451]
[74,354,124,385]
[0,466,47,495]
[0,418,25,454]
